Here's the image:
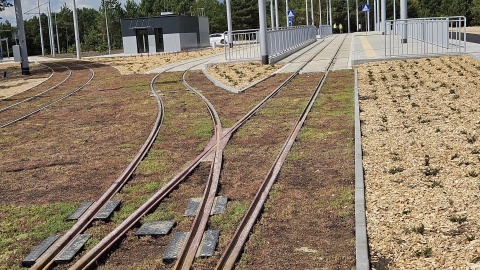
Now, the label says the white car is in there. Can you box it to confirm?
[209,33,227,44]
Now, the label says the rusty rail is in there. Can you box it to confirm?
[0,62,69,113]
[216,34,348,270]
[30,66,165,270]
[63,35,345,269]
[0,62,91,128]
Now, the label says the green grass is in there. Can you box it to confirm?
[210,201,248,232]
[0,203,76,269]
[142,203,184,222]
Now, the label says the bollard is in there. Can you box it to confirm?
[3,71,6,78]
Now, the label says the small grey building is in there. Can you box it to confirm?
[121,14,210,55]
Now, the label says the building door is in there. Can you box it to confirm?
[155,28,164,52]
[136,29,149,53]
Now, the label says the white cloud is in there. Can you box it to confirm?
[1,0,140,26]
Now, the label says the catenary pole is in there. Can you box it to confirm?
[73,0,81,59]
[270,0,274,28]
[47,1,55,57]
[226,0,233,47]
[38,0,45,56]
[329,0,332,25]
[325,0,328,26]
[319,0,322,26]
[400,0,407,43]
[367,0,370,32]
[311,0,314,25]
[376,0,380,31]
[104,0,111,55]
[306,0,308,25]
[381,0,386,33]
[14,0,29,75]
[286,0,289,27]
[356,0,359,31]
[347,0,350,33]
[55,13,60,54]
[259,0,268,64]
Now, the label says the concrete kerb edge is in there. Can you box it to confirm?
[201,63,240,94]
[354,69,370,270]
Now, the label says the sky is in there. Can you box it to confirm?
[1,0,141,26]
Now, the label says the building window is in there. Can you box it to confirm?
[155,28,164,52]
[136,29,149,53]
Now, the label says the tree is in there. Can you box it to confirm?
[124,0,140,18]
[231,0,259,30]
[0,0,12,13]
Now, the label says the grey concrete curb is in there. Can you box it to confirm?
[354,69,370,270]
[202,62,280,94]
[201,66,241,94]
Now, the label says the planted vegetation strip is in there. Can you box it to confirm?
[0,63,157,269]
[358,55,480,269]
[235,70,355,269]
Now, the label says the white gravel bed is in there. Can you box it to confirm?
[358,55,480,269]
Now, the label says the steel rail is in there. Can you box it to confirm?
[215,34,349,270]
[0,62,93,128]
[173,71,224,270]
[0,62,71,113]
[68,35,345,269]
[26,53,221,269]
[173,35,347,270]
[29,65,164,270]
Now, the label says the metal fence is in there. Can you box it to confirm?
[267,25,317,59]
[318,25,333,38]
[385,16,467,57]
[224,25,317,63]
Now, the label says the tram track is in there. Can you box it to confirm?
[0,62,72,113]
[0,61,93,128]
[25,34,351,270]
[74,35,347,270]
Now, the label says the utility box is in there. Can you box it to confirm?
[13,45,21,62]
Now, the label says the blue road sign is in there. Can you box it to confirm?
[362,4,370,12]
[288,19,294,26]
[288,10,295,18]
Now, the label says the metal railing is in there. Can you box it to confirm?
[224,25,317,63]
[385,16,467,57]
[318,25,333,38]
[224,29,261,61]
[267,25,317,59]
